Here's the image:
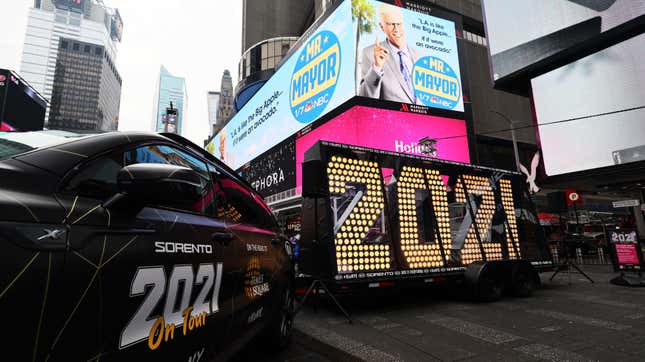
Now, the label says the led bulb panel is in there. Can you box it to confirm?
[327,156,392,274]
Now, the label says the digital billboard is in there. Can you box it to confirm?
[209,0,355,170]
[531,32,645,176]
[295,105,469,189]
[0,70,46,132]
[356,0,463,112]
[482,0,645,85]
[239,136,296,198]
[207,0,463,170]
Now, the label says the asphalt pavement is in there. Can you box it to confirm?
[287,265,645,361]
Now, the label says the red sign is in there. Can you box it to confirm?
[615,244,640,266]
[565,189,581,205]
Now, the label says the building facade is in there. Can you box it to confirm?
[207,91,220,137]
[236,0,318,110]
[215,70,234,132]
[152,66,187,135]
[19,0,122,131]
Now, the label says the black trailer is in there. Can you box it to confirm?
[298,141,552,301]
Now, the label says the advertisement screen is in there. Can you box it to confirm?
[0,71,46,132]
[295,105,469,189]
[483,0,645,83]
[207,0,464,170]
[239,136,296,198]
[356,0,463,112]
[607,228,642,271]
[532,32,645,176]
[209,0,355,170]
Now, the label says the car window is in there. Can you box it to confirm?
[125,144,214,214]
[64,152,124,198]
[208,163,276,230]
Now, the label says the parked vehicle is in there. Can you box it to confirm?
[299,141,552,301]
[0,131,294,361]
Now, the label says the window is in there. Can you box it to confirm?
[124,144,213,214]
[64,153,123,198]
[73,43,80,51]
[84,45,91,53]
[61,40,68,49]
[208,163,276,230]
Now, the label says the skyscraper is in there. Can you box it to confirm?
[19,0,123,131]
[152,65,187,135]
[216,70,234,130]
[207,91,220,136]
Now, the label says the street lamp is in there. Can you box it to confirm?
[489,110,520,173]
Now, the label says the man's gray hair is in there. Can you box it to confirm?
[378,3,402,23]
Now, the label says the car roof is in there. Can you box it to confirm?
[12,131,172,177]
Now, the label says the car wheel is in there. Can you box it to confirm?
[264,280,294,351]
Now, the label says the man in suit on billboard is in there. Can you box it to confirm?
[359,3,421,105]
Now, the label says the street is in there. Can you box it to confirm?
[285,265,645,361]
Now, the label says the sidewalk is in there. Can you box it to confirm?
[294,265,645,361]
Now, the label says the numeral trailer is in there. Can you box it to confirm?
[298,141,553,300]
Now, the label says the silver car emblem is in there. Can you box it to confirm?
[37,229,66,241]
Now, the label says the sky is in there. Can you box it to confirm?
[0,0,242,146]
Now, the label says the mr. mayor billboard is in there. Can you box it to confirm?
[207,0,463,171]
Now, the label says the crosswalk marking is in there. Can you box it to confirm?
[418,316,523,344]
[527,309,631,331]
[515,343,589,362]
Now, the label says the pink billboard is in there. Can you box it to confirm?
[296,106,470,188]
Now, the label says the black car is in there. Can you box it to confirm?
[0,131,294,361]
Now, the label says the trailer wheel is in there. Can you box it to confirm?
[510,263,537,298]
[476,270,504,302]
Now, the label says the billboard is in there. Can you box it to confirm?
[531,32,645,176]
[0,70,46,132]
[207,0,463,170]
[356,0,463,111]
[295,105,470,189]
[482,0,645,85]
[239,136,296,197]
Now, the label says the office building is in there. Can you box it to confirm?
[216,70,234,130]
[152,65,187,135]
[207,91,220,137]
[19,0,123,131]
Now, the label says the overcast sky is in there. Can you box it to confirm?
[0,0,242,146]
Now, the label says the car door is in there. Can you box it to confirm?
[54,143,235,361]
[208,164,280,343]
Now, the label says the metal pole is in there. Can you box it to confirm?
[490,110,521,173]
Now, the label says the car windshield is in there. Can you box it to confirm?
[0,131,86,160]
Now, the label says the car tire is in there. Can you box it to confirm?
[263,279,294,351]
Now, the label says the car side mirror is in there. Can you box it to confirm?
[114,163,204,206]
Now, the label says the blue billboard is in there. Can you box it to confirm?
[207,0,462,170]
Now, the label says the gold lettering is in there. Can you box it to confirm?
[148,316,164,350]
[182,306,194,335]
